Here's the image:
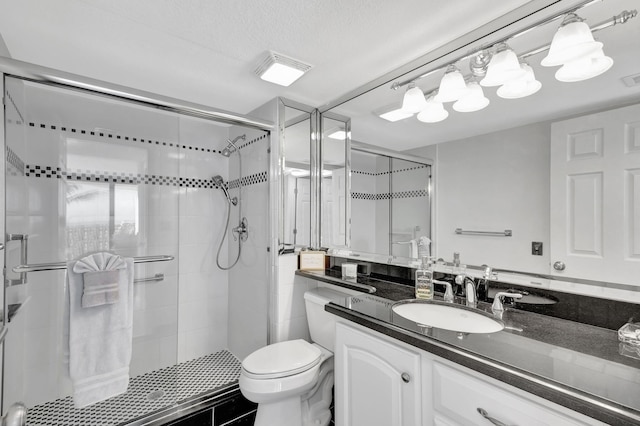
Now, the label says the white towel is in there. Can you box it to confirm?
[67,253,134,408]
[74,252,126,308]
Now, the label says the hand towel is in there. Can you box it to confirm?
[67,254,134,408]
[73,252,126,308]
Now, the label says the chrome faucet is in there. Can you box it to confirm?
[433,279,454,303]
[492,292,523,314]
[455,274,477,307]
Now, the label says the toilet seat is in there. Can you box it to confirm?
[242,339,322,380]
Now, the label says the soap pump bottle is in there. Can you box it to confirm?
[415,256,433,300]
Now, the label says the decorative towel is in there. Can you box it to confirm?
[67,253,134,408]
[74,252,127,308]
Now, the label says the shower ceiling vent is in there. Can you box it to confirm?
[255,51,313,87]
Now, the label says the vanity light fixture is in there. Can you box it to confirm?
[416,95,448,123]
[434,65,468,102]
[554,47,613,82]
[480,43,526,87]
[401,82,428,113]
[453,81,490,112]
[497,63,542,99]
[541,13,602,67]
[255,51,312,87]
[388,7,636,123]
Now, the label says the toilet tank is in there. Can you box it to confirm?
[304,287,352,352]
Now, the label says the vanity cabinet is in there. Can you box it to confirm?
[335,321,603,426]
[335,322,423,426]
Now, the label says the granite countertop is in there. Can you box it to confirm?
[296,269,640,426]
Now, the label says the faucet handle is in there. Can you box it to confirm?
[433,279,454,303]
[491,292,523,313]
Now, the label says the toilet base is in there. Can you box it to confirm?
[254,396,301,426]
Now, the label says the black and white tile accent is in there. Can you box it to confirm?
[26,350,241,426]
[351,189,428,200]
[24,165,268,190]
[27,122,268,157]
[352,164,429,177]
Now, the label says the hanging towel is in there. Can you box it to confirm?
[67,253,134,408]
[73,252,127,308]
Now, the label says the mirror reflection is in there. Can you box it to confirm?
[325,0,640,286]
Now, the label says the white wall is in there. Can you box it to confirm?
[226,127,271,360]
[409,122,550,273]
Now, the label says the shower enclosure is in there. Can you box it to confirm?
[1,68,271,425]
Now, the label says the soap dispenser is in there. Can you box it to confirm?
[415,256,433,300]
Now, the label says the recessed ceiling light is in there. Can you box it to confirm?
[255,51,312,87]
[379,108,414,122]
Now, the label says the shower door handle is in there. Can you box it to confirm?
[6,234,29,286]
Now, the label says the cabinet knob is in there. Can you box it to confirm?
[401,372,411,383]
[477,408,508,426]
[553,261,566,271]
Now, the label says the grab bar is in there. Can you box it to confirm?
[455,228,512,237]
[12,255,174,273]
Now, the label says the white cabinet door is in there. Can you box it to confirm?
[335,322,422,426]
[431,361,603,426]
[550,103,640,284]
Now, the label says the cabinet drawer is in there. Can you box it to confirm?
[432,362,588,426]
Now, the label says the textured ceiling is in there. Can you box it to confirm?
[0,0,532,116]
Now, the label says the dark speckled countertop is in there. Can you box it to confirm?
[296,269,640,426]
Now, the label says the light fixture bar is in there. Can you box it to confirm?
[391,6,635,90]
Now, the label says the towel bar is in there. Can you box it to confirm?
[134,273,165,284]
[12,255,174,274]
[455,228,512,237]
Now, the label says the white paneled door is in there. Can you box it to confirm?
[550,103,640,284]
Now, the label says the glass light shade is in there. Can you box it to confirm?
[453,82,489,112]
[497,64,542,99]
[417,97,448,123]
[541,14,602,67]
[434,65,468,102]
[555,48,613,82]
[401,83,428,113]
[480,44,526,87]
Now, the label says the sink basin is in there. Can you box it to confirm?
[392,300,504,334]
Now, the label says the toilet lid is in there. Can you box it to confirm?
[242,340,322,379]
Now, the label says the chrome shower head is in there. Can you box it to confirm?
[212,175,237,206]
[220,134,246,157]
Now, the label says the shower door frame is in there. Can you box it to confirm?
[0,57,274,415]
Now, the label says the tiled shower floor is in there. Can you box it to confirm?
[26,350,241,426]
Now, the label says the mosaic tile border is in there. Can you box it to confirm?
[24,165,268,190]
[27,122,268,156]
[352,164,429,177]
[26,350,241,426]
[351,189,428,200]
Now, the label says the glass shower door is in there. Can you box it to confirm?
[3,76,181,422]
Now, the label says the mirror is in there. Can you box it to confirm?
[280,101,350,251]
[282,104,312,249]
[324,0,640,287]
[350,147,432,259]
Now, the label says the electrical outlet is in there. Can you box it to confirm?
[531,241,543,256]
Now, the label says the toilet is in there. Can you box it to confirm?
[239,287,352,426]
